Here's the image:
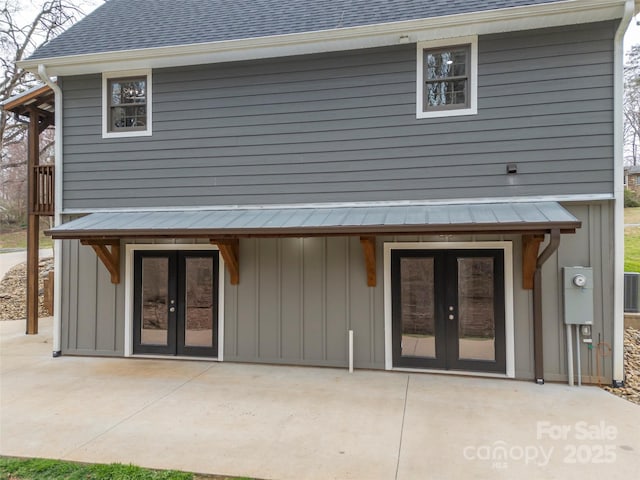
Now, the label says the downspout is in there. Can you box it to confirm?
[37,64,63,357]
[533,228,561,384]
[612,0,635,387]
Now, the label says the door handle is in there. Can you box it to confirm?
[169,299,176,313]
[169,306,176,313]
[448,314,455,320]
[448,305,455,320]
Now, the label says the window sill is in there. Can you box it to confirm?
[102,129,152,139]
[416,107,477,119]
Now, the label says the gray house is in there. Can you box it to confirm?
[17,0,636,386]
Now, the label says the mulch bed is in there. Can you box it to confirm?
[0,258,53,321]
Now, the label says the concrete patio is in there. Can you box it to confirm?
[1,317,639,480]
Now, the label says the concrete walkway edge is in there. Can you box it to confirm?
[0,248,54,280]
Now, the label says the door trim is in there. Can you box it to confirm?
[383,241,514,378]
[124,243,225,360]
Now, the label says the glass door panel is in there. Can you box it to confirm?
[133,251,177,355]
[184,257,215,348]
[400,257,436,358]
[140,257,170,346]
[457,257,495,362]
[392,251,446,369]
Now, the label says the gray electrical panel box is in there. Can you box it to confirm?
[562,266,594,325]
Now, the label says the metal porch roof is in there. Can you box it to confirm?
[48,202,580,239]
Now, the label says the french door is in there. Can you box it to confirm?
[391,249,506,373]
[133,250,219,357]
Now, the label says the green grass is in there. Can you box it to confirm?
[0,457,192,480]
[625,208,640,273]
[625,226,640,272]
[0,228,52,250]
[626,207,640,225]
[0,457,255,480]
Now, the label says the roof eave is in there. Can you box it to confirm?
[1,84,55,117]
[47,223,581,240]
[1,84,52,109]
[18,0,626,76]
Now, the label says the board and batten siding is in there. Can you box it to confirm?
[60,21,615,210]
[224,236,384,368]
[60,237,125,355]
[59,203,614,383]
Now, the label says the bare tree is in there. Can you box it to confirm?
[0,0,93,227]
[624,44,640,167]
[1,1,85,148]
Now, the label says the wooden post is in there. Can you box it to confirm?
[25,108,40,334]
[532,229,561,384]
[26,216,39,334]
[43,271,54,315]
[3,89,55,335]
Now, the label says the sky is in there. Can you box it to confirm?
[12,0,103,31]
[625,15,640,53]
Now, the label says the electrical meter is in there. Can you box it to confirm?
[562,267,593,325]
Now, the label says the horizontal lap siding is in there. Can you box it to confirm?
[61,22,615,209]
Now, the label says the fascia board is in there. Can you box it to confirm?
[18,0,625,75]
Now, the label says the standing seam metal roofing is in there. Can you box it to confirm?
[47,202,581,239]
[28,0,560,60]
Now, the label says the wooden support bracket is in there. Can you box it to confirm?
[522,234,544,290]
[38,113,53,134]
[81,239,121,284]
[360,236,376,287]
[211,239,240,285]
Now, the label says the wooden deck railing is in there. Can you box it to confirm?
[31,164,54,216]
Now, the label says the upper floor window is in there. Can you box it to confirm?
[416,36,477,119]
[102,70,152,138]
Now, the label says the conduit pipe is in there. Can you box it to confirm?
[566,324,574,386]
[533,228,561,384]
[576,325,582,386]
[37,64,63,357]
[348,330,354,373]
[612,0,635,387]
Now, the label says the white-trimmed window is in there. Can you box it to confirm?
[102,69,152,138]
[416,36,477,119]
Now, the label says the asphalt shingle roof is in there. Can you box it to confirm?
[28,0,560,60]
